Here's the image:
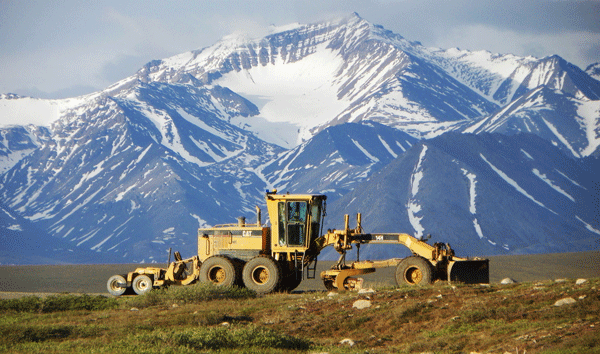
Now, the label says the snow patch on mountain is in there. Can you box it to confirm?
[433,49,538,105]
[0,93,95,127]
[576,99,600,156]
[461,168,477,214]
[407,145,427,238]
[555,169,586,189]
[461,167,486,240]
[576,216,600,235]
[520,149,534,160]
[352,139,379,162]
[586,63,600,80]
[541,117,580,158]
[378,135,398,158]
[0,148,35,174]
[215,44,347,147]
[480,153,556,214]
[532,168,575,202]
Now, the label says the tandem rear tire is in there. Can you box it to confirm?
[242,256,281,294]
[395,256,433,286]
[199,256,238,287]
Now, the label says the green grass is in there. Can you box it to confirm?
[0,293,118,313]
[0,262,599,353]
[125,281,256,308]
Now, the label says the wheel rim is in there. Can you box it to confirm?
[136,278,151,291]
[208,266,226,284]
[405,266,423,284]
[109,280,122,292]
[251,266,269,284]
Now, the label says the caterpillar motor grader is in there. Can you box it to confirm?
[107,191,489,296]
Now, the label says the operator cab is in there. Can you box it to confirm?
[266,191,326,250]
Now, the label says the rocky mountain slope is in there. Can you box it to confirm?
[0,13,598,264]
[322,132,598,259]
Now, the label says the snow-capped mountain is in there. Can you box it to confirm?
[1,13,599,264]
[112,13,600,156]
[1,81,282,262]
[322,132,599,259]
[124,13,500,146]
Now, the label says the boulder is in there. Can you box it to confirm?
[500,278,516,284]
[352,299,372,309]
[554,297,576,307]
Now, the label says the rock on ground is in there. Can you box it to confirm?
[500,278,516,284]
[339,338,355,347]
[358,288,375,295]
[352,299,372,309]
[554,297,577,306]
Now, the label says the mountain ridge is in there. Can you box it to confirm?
[1,13,598,264]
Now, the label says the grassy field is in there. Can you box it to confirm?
[0,276,598,353]
[1,251,599,295]
[0,252,599,353]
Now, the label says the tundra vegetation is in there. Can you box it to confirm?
[0,278,598,353]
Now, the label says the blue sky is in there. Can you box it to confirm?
[1,0,598,99]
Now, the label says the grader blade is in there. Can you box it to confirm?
[448,259,489,284]
[334,268,375,290]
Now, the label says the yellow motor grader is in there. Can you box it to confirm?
[107,191,489,295]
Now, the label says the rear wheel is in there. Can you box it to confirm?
[242,256,281,294]
[107,274,127,296]
[199,256,238,287]
[132,274,153,295]
[395,256,433,286]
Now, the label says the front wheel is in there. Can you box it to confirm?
[132,274,153,295]
[395,256,433,286]
[107,274,127,296]
[242,257,281,294]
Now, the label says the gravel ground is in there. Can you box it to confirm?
[1,251,598,299]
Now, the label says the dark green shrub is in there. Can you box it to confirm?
[0,296,42,313]
[0,294,117,313]
[0,325,74,344]
[41,294,118,312]
[126,282,256,308]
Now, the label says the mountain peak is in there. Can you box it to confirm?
[586,62,600,81]
[343,11,365,25]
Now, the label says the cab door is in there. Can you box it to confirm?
[277,201,308,247]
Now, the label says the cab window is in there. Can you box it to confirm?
[278,201,308,246]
